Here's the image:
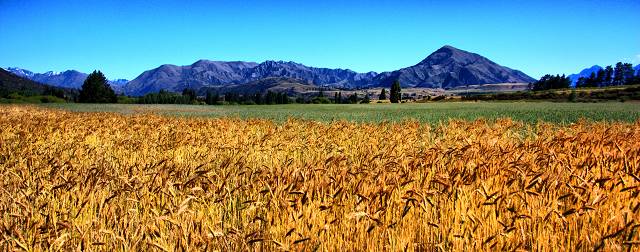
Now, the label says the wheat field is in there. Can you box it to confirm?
[1,105,639,251]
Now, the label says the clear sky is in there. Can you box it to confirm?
[1,0,639,80]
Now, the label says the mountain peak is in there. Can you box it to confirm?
[432,45,470,55]
[373,45,535,88]
[193,59,213,65]
[438,45,460,51]
[6,67,34,77]
[583,65,603,72]
[419,45,482,66]
[579,65,603,74]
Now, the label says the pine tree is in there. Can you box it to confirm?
[595,69,605,87]
[79,70,116,103]
[575,77,586,88]
[252,93,261,104]
[225,93,233,104]
[604,66,614,86]
[348,93,358,104]
[212,92,220,105]
[623,63,635,85]
[362,93,371,104]
[586,72,597,87]
[205,91,213,105]
[266,91,276,104]
[390,80,401,103]
[559,74,570,89]
[613,62,624,85]
[379,88,387,100]
[182,88,196,103]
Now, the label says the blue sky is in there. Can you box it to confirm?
[1,0,639,80]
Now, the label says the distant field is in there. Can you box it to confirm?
[38,101,640,124]
[446,82,530,94]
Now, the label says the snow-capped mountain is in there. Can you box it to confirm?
[6,67,35,78]
[5,67,128,89]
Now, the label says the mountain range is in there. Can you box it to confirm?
[6,68,88,89]
[204,77,320,96]
[122,45,535,96]
[6,67,128,92]
[0,68,52,95]
[6,46,541,96]
[0,68,75,97]
[123,60,378,96]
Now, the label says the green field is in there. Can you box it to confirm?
[34,101,640,124]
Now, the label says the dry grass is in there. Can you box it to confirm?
[1,105,639,251]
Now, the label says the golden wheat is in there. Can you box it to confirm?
[1,105,639,251]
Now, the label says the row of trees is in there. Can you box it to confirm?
[576,63,639,88]
[44,86,66,99]
[532,62,640,91]
[313,81,404,104]
[332,91,370,104]
[138,89,195,104]
[214,90,291,105]
[140,89,377,105]
[530,74,572,91]
[139,90,294,105]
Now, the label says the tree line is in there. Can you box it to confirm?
[137,89,195,104]
[530,74,572,91]
[215,90,291,105]
[135,89,380,105]
[331,91,370,104]
[532,62,640,91]
[575,63,638,88]
[137,89,293,105]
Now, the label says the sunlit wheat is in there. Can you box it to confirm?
[1,105,639,251]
